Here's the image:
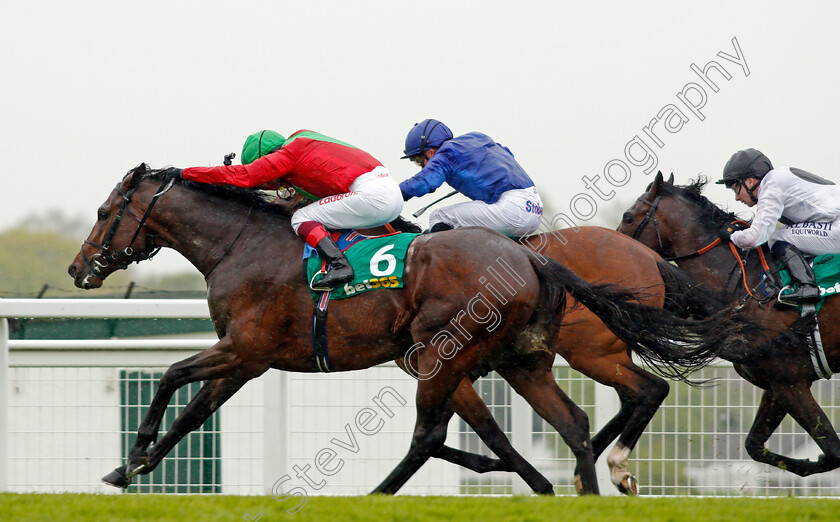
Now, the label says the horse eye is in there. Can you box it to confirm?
[622,213,635,225]
[98,210,108,221]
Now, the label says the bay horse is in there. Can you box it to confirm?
[68,164,753,495]
[617,171,840,477]
[290,188,725,495]
[399,225,717,495]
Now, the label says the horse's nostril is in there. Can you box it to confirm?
[68,265,77,277]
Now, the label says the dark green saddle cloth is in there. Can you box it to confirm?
[777,254,840,312]
[305,231,420,299]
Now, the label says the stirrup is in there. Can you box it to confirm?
[310,268,354,292]
[309,270,329,292]
[776,284,820,308]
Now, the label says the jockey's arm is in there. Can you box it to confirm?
[399,155,450,200]
[183,147,295,188]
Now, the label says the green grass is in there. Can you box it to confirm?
[1,494,839,521]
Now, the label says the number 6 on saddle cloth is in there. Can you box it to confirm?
[305,230,420,372]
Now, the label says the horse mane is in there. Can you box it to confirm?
[389,216,423,233]
[142,168,294,218]
[139,168,427,231]
[662,176,742,229]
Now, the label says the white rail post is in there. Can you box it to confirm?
[510,390,533,494]
[0,318,9,492]
[263,370,290,494]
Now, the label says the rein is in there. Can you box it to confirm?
[82,179,174,274]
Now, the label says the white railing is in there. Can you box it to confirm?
[0,299,208,493]
[1,298,839,497]
[0,298,298,495]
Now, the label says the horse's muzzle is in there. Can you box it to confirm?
[68,256,103,290]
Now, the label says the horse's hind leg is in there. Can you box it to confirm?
[747,385,840,476]
[371,372,460,495]
[373,330,502,495]
[432,445,511,473]
[397,358,554,493]
[102,376,249,488]
[443,377,554,494]
[495,359,599,495]
[394,357,512,474]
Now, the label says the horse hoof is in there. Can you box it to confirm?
[616,473,638,496]
[102,465,132,489]
[573,474,583,495]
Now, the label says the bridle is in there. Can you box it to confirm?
[629,195,664,249]
[630,194,723,262]
[629,193,773,303]
[81,179,174,276]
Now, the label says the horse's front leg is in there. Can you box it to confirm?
[582,356,670,496]
[758,383,840,476]
[102,375,252,488]
[123,337,240,472]
[744,388,789,472]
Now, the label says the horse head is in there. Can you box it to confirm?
[618,171,742,256]
[616,171,683,256]
[68,163,173,289]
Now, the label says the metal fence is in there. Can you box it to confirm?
[1,298,839,497]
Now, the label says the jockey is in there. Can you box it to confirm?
[716,147,840,303]
[399,119,543,237]
[169,129,403,291]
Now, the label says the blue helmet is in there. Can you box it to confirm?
[401,119,453,158]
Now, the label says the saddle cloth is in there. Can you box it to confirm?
[304,231,420,299]
[777,253,840,312]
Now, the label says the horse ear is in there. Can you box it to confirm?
[649,171,665,196]
[666,172,674,185]
[124,163,147,189]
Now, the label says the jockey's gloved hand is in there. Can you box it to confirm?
[161,167,183,179]
[718,223,743,242]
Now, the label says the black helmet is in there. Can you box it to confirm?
[716,148,773,188]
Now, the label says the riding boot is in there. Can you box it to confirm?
[312,236,355,291]
[775,242,820,303]
[430,222,454,233]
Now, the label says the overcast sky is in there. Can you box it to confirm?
[2,1,839,277]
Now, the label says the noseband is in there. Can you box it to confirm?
[82,179,174,275]
[630,195,664,249]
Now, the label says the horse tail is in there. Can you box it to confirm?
[526,251,752,384]
[656,261,727,318]
[654,260,813,369]
[716,312,814,366]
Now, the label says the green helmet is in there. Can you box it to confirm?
[241,130,286,165]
